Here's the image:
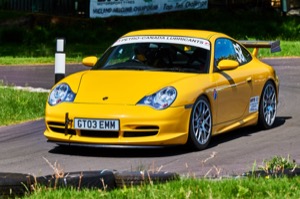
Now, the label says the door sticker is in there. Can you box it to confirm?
[249,96,259,113]
[213,89,217,100]
[233,43,246,63]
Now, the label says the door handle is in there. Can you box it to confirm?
[246,77,252,83]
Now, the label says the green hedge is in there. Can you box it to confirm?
[0,9,300,57]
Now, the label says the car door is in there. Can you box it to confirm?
[213,38,253,125]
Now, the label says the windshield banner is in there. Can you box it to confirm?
[90,0,208,18]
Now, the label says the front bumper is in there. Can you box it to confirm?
[44,103,192,146]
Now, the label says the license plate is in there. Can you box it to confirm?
[74,118,119,131]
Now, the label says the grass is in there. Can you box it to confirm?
[257,40,300,58]
[0,85,48,126]
[21,176,300,198]
[0,56,82,66]
[280,41,300,57]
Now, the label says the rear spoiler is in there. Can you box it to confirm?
[238,40,281,57]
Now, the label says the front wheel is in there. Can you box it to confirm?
[258,81,277,129]
[187,96,212,150]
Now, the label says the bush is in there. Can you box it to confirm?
[1,9,300,57]
[0,27,25,44]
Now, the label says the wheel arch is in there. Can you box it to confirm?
[195,92,215,122]
[189,92,216,128]
[260,78,279,103]
[187,93,213,150]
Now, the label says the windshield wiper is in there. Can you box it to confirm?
[103,63,155,71]
[150,67,201,73]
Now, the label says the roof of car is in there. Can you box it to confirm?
[122,29,228,40]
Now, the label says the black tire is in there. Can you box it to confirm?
[187,96,212,150]
[114,171,180,188]
[36,170,116,190]
[0,173,35,197]
[258,81,277,129]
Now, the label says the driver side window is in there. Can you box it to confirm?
[214,38,237,67]
[214,38,252,68]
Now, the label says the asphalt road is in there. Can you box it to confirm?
[0,64,87,89]
[0,58,299,177]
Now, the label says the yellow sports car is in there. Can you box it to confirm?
[44,29,280,150]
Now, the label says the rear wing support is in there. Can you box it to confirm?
[238,40,281,57]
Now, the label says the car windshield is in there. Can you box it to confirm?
[93,42,210,73]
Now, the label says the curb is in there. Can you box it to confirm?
[0,173,35,197]
[114,171,180,188]
[0,170,179,197]
[36,170,116,190]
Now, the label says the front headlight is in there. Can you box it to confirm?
[137,87,177,110]
[48,83,76,106]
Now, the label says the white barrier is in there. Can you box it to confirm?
[54,38,66,84]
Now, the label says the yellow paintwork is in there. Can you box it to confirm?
[44,29,279,147]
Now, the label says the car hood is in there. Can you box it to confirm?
[74,70,197,105]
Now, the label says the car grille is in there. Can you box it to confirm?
[47,122,76,135]
[47,122,159,138]
[123,126,159,137]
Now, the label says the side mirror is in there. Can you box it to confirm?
[217,60,239,70]
[82,56,98,67]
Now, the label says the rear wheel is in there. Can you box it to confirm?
[188,96,212,150]
[258,81,277,129]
